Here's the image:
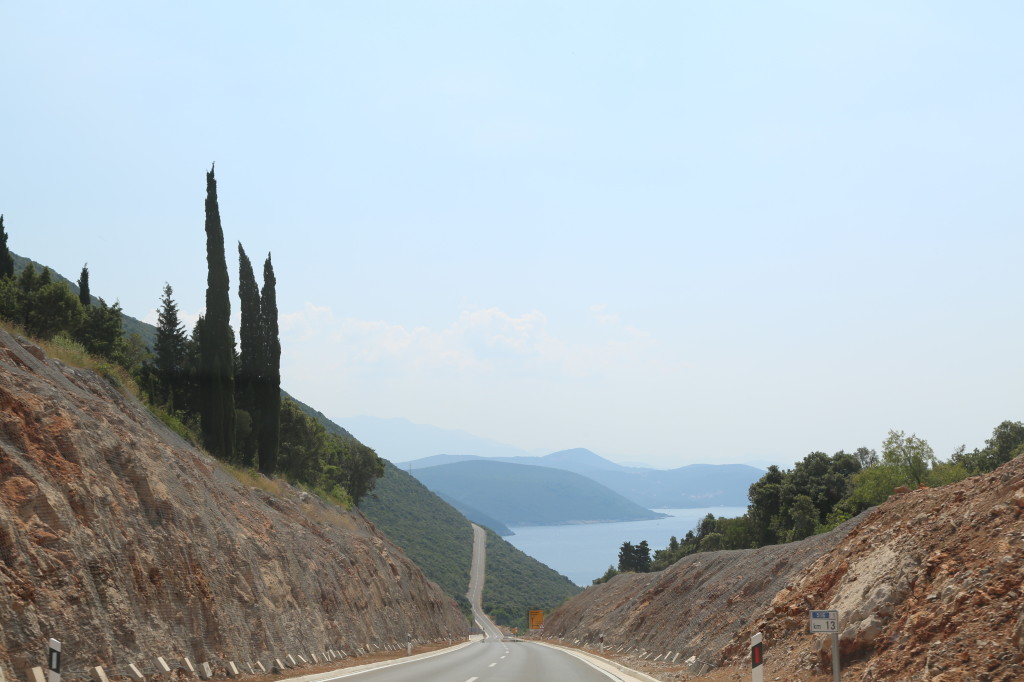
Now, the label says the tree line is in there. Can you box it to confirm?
[595,421,1024,584]
[0,167,383,506]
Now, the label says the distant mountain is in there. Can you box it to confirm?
[338,415,540,462]
[541,447,627,471]
[402,447,765,508]
[410,459,667,526]
[401,454,484,469]
[582,462,764,508]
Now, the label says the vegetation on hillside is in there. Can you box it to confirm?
[359,460,474,618]
[0,171,384,507]
[482,527,581,631]
[359,457,583,630]
[594,422,1024,584]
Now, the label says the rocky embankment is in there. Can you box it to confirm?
[0,330,467,681]
[545,457,1024,681]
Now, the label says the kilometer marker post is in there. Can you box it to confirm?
[809,610,840,682]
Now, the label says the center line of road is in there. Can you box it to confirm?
[465,678,478,682]
[489,662,497,667]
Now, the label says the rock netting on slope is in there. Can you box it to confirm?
[717,455,1024,681]
[0,330,467,680]
[543,514,865,666]
[545,455,1024,681]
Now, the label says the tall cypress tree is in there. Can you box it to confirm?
[236,243,262,468]
[0,215,13,279]
[199,165,236,461]
[257,253,281,475]
[77,264,91,306]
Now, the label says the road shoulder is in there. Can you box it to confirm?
[533,641,664,682]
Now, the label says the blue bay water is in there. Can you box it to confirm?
[504,507,748,587]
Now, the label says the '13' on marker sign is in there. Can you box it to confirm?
[809,610,839,632]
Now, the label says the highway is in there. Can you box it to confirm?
[467,523,504,640]
[290,523,649,682]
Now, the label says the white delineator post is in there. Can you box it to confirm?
[751,632,764,682]
[46,640,61,682]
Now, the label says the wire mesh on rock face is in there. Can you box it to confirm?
[0,329,468,681]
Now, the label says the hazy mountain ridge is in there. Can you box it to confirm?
[339,415,540,461]
[410,459,668,527]
[402,447,765,509]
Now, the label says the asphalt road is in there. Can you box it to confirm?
[306,638,635,682]
[467,523,504,641]
[291,523,646,682]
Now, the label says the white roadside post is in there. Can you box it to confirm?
[809,610,840,682]
[46,640,61,682]
[750,632,764,682]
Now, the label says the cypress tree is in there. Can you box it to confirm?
[77,264,91,306]
[236,243,262,468]
[257,253,281,475]
[0,215,13,279]
[199,165,236,461]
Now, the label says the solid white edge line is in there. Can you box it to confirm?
[532,641,657,682]
[298,640,478,682]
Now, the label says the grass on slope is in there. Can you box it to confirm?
[483,527,581,632]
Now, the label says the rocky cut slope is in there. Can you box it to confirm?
[0,330,467,680]
[544,456,1024,680]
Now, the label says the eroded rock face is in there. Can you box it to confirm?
[0,330,466,678]
[543,513,865,666]
[545,441,1024,680]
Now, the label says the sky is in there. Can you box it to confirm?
[2,2,1021,469]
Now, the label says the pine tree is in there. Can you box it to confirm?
[236,243,262,468]
[0,215,13,279]
[199,165,236,461]
[77,264,91,306]
[153,283,189,410]
[257,253,281,475]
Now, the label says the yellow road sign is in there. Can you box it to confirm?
[529,610,544,631]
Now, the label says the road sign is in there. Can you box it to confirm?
[810,611,842,681]
[809,610,839,633]
[528,610,544,631]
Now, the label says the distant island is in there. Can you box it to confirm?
[410,459,668,528]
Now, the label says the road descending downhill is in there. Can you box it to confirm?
[289,524,652,682]
[468,523,505,640]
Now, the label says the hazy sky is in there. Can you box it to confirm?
[3,2,1021,468]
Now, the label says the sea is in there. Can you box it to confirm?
[504,507,748,587]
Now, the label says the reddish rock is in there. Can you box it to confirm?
[0,330,466,679]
